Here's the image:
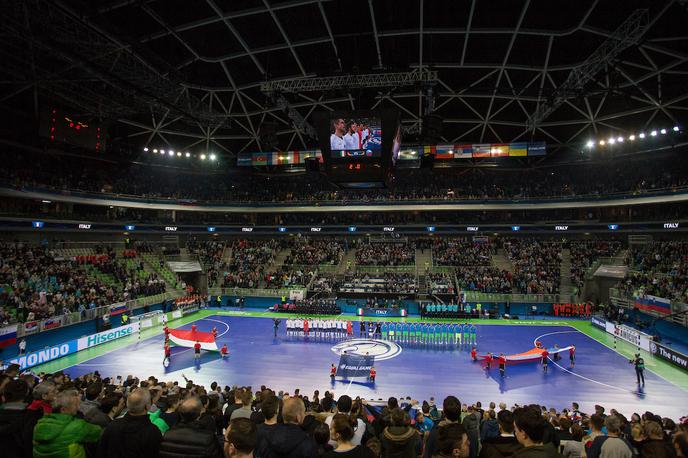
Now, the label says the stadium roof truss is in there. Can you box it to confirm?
[0,0,686,162]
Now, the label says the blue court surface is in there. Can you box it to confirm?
[63,315,687,419]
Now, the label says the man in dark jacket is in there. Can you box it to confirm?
[479,410,522,458]
[463,406,481,458]
[512,407,562,458]
[381,407,420,458]
[99,388,163,458]
[255,395,280,458]
[262,397,317,458]
[0,379,41,458]
[424,396,462,458]
[159,396,223,458]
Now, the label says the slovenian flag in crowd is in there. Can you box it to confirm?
[109,302,128,316]
[0,324,18,349]
[634,294,672,315]
[43,317,61,330]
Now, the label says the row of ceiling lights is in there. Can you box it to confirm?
[143,147,217,161]
[586,126,681,148]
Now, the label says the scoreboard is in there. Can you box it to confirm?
[315,109,399,188]
[39,107,106,152]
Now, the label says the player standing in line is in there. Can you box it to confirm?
[454,323,461,346]
[194,341,201,361]
[359,321,366,337]
[485,352,493,370]
[303,317,309,337]
[273,318,280,338]
[499,353,507,377]
[541,349,549,373]
[415,321,422,343]
[569,345,576,368]
[381,321,388,340]
[470,323,478,345]
[461,323,468,346]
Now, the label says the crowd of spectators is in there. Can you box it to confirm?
[504,239,561,295]
[263,267,316,289]
[570,241,623,292]
[620,242,688,303]
[221,239,287,289]
[187,239,226,288]
[455,267,514,294]
[283,238,345,266]
[433,239,494,266]
[340,273,418,294]
[4,148,688,204]
[1,363,686,458]
[0,242,167,325]
[275,298,341,315]
[427,273,455,294]
[356,242,415,266]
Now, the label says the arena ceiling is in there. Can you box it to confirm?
[1,0,687,162]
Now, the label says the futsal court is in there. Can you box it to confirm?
[61,314,687,419]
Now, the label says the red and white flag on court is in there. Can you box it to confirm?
[168,329,218,351]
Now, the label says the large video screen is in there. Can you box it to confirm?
[329,117,381,154]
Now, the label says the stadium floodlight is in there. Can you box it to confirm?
[629,135,636,141]
[586,140,594,148]
[608,137,616,144]
[639,133,646,139]
[650,130,657,136]
[660,128,667,135]
[599,140,606,146]
[152,149,158,153]
[143,147,149,152]
[176,152,182,157]
[209,153,217,161]
[200,154,207,160]
[185,152,191,158]
[617,136,624,142]
[168,150,174,156]
[673,126,680,132]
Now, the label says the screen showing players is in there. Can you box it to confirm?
[329,117,381,154]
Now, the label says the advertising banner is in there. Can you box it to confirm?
[10,323,141,370]
[650,342,688,372]
[606,322,652,352]
[356,308,407,317]
[336,353,374,380]
[591,316,607,330]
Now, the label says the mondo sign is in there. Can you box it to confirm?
[10,323,140,370]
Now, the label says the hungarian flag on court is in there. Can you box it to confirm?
[168,328,218,351]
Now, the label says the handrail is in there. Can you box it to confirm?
[464,292,563,303]
[208,287,306,298]
[16,291,184,338]
[3,182,688,208]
